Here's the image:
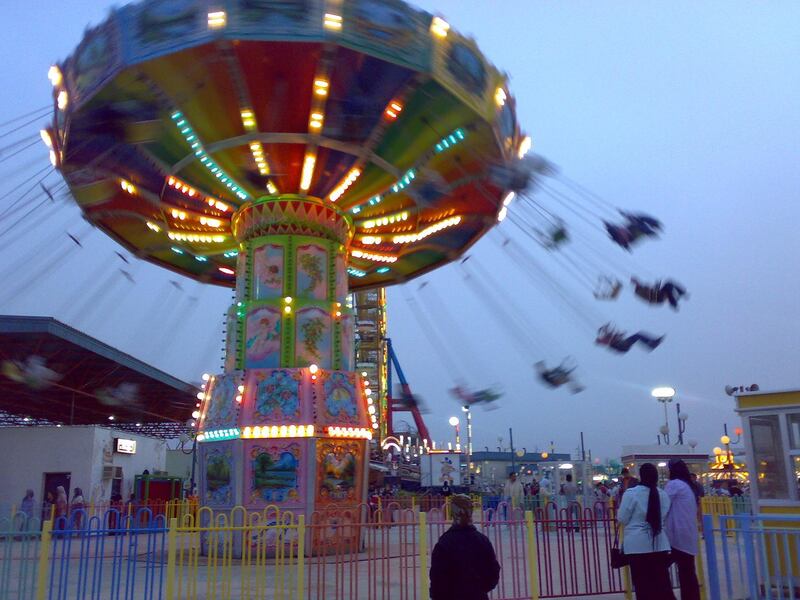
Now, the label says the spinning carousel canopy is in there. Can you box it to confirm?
[47,0,526,289]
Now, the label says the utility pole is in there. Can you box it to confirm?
[509,427,516,475]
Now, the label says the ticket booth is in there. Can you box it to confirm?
[736,388,800,595]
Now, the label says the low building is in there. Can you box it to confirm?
[471,450,576,487]
[620,444,708,482]
[0,426,167,512]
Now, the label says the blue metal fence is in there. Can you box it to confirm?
[0,513,41,600]
[704,513,800,600]
[45,509,168,600]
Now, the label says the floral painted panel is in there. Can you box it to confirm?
[316,440,363,507]
[203,442,234,507]
[253,243,284,300]
[295,307,331,367]
[322,371,359,426]
[250,369,302,424]
[296,243,328,301]
[204,373,240,430]
[245,441,304,508]
[245,306,281,369]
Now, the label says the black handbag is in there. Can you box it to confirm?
[610,526,629,569]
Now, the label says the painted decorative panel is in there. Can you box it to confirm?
[245,306,282,369]
[316,439,363,507]
[296,243,328,301]
[253,243,284,300]
[204,373,241,430]
[245,440,305,508]
[202,442,235,507]
[295,307,331,367]
[246,368,304,424]
[318,371,361,427]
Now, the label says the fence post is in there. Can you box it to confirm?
[696,530,707,600]
[419,511,429,599]
[35,520,52,600]
[297,514,305,600]
[165,517,178,600]
[702,514,721,600]
[525,510,539,600]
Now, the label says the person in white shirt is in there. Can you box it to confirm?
[665,459,701,600]
[503,472,525,517]
[617,463,675,599]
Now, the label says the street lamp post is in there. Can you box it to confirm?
[651,387,676,445]
[448,416,460,452]
[462,405,473,484]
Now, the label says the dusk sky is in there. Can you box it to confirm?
[1,1,798,461]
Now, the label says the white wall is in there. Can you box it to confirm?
[0,426,166,511]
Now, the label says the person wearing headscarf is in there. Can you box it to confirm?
[430,494,500,600]
[617,463,674,599]
[665,459,701,600]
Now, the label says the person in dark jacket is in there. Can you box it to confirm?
[430,494,500,600]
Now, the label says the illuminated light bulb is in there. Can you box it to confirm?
[323,13,342,30]
[40,129,53,148]
[313,79,329,96]
[48,65,63,87]
[270,426,279,438]
[372,422,379,429]
[57,90,68,111]
[288,425,297,437]
[196,434,205,442]
[430,16,450,38]
[192,410,200,419]
[307,425,314,436]
[218,267,235,275]
[49,150,57,166]
[284,305,292,314]
[311,374,317,381]
[309,112,324,129]
[497,206,508,222]
[208,10,227,29]
[720,435,731,446]
[298,425,305,437]
[108,415,115,421]
[367,397,373,405]
[361,372,368,377]
[368,405,376,415]
[517,136,532,159]
[253,426,261,438]
[309,364,319,374]
[495,87,507,107]
[279,425,288,437]
[237,385,244,393]
[235,394,242,403]
[284,296,293,304]
[365,388,372,396]
[502,192,516,207]
[300,152,316,191]
[196,392,205,400]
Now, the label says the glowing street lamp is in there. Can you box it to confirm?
[652,387,676,444]
[448,416,461,452]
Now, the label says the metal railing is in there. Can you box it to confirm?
[704,513,800,600]
[0,501,684,600]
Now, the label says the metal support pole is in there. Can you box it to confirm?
[509,427,515,474]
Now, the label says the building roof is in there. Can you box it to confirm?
[0,315,197,437]
[471,451,572,462]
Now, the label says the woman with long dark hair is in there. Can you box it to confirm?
[666,459,701,600]
[617,463,674,599]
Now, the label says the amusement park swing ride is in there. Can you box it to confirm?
[2,0,689,515]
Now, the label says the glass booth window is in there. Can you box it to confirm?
[788,413,800,449]
[750,415,789,499]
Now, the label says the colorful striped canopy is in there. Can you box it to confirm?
[49,0,525,289]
